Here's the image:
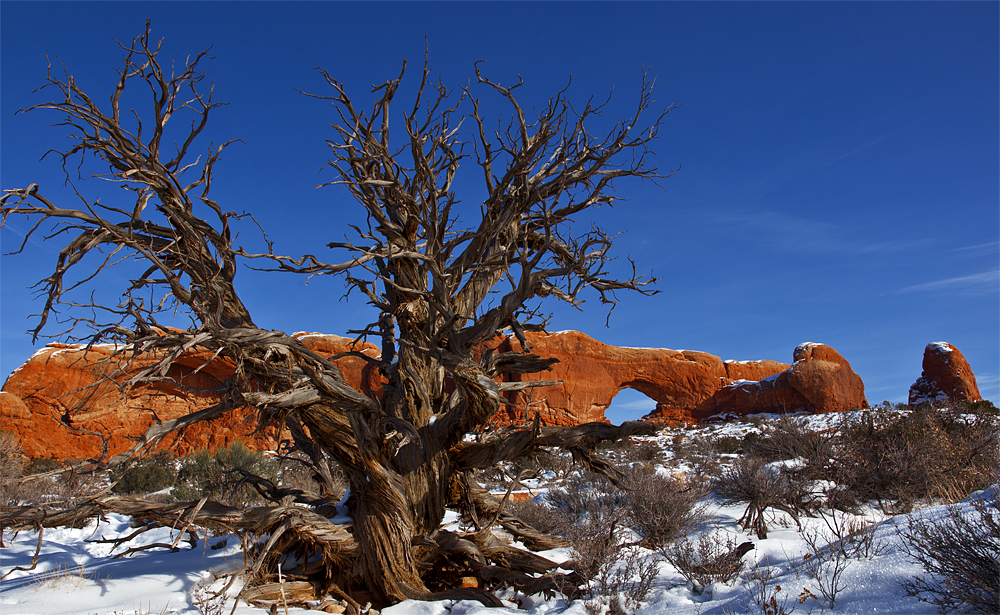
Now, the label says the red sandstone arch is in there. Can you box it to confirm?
[492,331,790,426]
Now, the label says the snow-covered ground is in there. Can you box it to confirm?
[1,413,995,615]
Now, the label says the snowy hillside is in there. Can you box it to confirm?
[2,409,997,615]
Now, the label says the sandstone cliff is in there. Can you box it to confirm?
[1,334,379,460]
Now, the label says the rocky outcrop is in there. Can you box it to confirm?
[788,342,869,414]
[3,329,871,459]
[488,331,790,426]
[688,342,868,421]
[908,342,982,405]
[1,334,379,460]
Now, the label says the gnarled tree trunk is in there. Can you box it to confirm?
[1,23,673,608]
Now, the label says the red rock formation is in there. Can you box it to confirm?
[3,330,872,459]
[787,342,869,414]
[489,331,789,427]
[0,391,30,421]
[1,334,379,460]
[908,342,982,405]
[689,342,868,421]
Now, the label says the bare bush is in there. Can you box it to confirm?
[586,546,659,615]
[523,449,576,481]
[568,509,658,615]
[599,437,665,466]
[745,417,836,479]
[835,404,999,512]
[734,559,798,615]
[545,472,620,527]
[275,451,347,500]
[668,434,725,481]
[620,466,707,549]
[0,444,104,510]
[797,514,855,609]
[662,532,753,595]
[506,498,573,537]
[0,432,25,506]
[901,496,1000,614]
[714,456,809,539]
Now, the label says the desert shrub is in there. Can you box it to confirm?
[506,497,573,536]
[2,447,101,507]
[737,558,797,615]
[537,449,575,479]
[503,449,574,482]
[474,450,572,492]
[274,450,348,499]
[628,440,666,464]
[745,416,836,477]
[901,496,1000,614]
[473,463,508,489]
[597,437,665,468]
[174,450,216,499]
[835,404,999,512]
[662,531,753,594]
[545,471,620,526]
[620,466,707,549]
[0,431,25,505]
[795,510,884,609]
[668,435,725,480]
[515,449,574,480]
[713,435,743,455]
[714,456,810,539]
[962,399,1000,416]
[174,441,278,507]
[110,451,175,495]
[50,459,107,505]
[567,507,629,577]
[25,457,62,474]
[567,509,658,615]
[597,437,633,452]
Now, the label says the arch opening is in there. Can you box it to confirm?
[605,387,658,424]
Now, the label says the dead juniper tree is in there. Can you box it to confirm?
[0,23,676,608]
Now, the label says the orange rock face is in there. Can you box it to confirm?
[489,331,789,427]
[3,329,872,460]
[689,342,868,420]
[1,335,378,460]
[787,342,869,414]
[908,342,982,405]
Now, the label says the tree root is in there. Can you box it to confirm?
[1,493,579,609]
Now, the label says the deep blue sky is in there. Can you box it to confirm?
[2,2,997,420]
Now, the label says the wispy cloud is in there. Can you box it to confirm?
[819,132,894,167]
[976,372,999,387]
[855,238,936,254]
[975,372,999,396]
[896,269,999,294]
[714,211,842,254]
[945,241,1000,256]
[610,399,658,411]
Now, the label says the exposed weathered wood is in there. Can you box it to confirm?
[242,581,317,604]
[1,23,671,607]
